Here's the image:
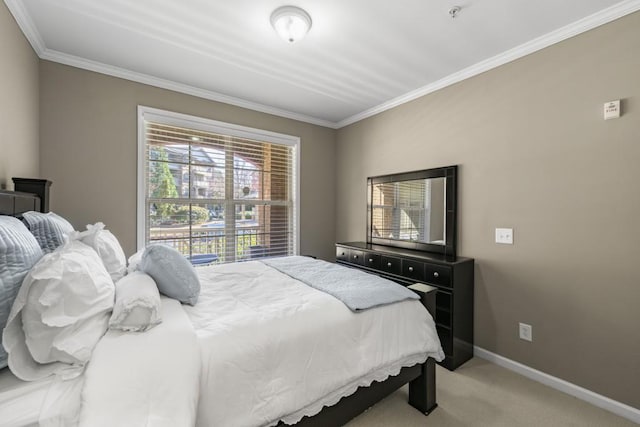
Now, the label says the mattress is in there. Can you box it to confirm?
[0,368,83,427]
[184,260,443,426]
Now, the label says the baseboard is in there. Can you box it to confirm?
[474,346,640,424]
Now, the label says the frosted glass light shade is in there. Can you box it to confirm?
[270,6,312,43]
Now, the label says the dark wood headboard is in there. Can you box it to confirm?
[0,178,51,217]
[0,190,41,217]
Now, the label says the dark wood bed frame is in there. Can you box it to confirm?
[0,181,437,427]
[0,189,41,216]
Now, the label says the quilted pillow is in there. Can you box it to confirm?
[139,245,200,306]
[22,211,74,253]
[0,217,43,369]
[2,240,115,381]
[72,222,126,282]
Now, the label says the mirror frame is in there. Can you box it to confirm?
[366,165,457,258]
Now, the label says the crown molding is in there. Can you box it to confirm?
[336,0,640,128]
[6,0,640,130]
[39,49,337,129]
[3,0,337,129]
[4,0,45,55]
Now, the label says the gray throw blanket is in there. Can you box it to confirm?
[261,256,418,312]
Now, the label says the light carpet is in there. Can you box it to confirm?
[347,357,636,426]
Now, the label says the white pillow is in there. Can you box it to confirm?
[2,240,115,381]
[109,272,162,332]
[127,248,144,274]
[72,222,126,282]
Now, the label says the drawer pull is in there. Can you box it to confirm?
[387,262,392,267]
[433,272,439,278]
[353,255,358,259]
[408,266,414,272]
[368,258,373,263]
[341,252,345,256]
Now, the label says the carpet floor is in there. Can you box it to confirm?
[346,357,636,426]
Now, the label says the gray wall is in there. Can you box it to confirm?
[0,2,39,188]
[336,12,640,408]
[39,61,336,260]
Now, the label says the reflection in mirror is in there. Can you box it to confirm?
[367,165,457,257]
[371,177,446,245]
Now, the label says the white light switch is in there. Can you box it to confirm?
[495,228,513,244]
[604,100,620,120]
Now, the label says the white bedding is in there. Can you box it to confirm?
[0,258,442,427]
[0,297,199,427]
[0,368,82,427]
[185,261,444,426]
[78,297,200,427]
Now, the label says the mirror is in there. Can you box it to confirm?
[367,165,457,257]
[370,177,446,244]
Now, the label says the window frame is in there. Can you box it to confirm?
[137,106,300,258]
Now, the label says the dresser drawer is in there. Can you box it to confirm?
[336,247,366,266]
[364,252,381,270]
[349,249,365,266]
[402,259,424,282]
[336,246,349,262]
[424,263,452,287]
[380,255,402,275]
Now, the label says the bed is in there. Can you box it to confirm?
[0,186,443,426]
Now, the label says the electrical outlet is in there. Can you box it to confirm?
[495,228,513,244]
[519,322,532,342]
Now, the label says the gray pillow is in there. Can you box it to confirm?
[0,216,43,369]
[139,245,200,305]
[22,211,74,253]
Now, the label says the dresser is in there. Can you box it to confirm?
[336,241,474,371]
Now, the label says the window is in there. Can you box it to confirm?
[137,107,299,264]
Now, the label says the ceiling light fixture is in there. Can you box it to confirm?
[270,6,312,43]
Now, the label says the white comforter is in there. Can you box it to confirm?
[1,259,442,427]
[0,298,200,427]
[184,261,443,426]
[78,297,200,427]
[0,369,83,427]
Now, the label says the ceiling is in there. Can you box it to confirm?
[6,0,640,128]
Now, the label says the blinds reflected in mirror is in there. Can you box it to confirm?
[371,177,445,244]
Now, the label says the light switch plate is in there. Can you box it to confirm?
[495,228,513,244]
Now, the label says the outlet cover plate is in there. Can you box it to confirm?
[519,322,532,342]
[495,228,513,244]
